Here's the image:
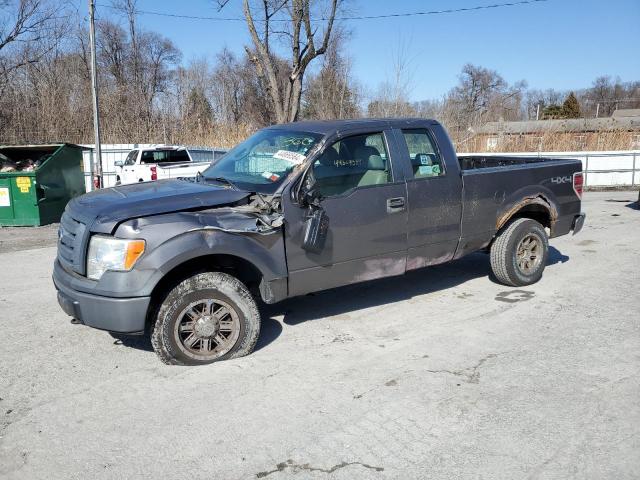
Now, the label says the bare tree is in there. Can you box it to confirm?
[217,0,340,123]
[447,64,525,131]
[366,37,417,118]
[524,88,564,119]
[112,0,140,83]
[302,29,360,119]
[585,76,629,117]
[0,0,61,86]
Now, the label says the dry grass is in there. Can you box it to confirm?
[462,131,639,153]
[3,120,638,154]
[170,123,255,149]
[0,123,256,149]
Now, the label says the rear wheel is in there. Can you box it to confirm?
[490,218,548,287]
[151,272,260,365]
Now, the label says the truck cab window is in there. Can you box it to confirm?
[141,150,182,164]
[124,150,137,165]
[402,129,445,179]
[170,150,189,163]
[312,132,391,197]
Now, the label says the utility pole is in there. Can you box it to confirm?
[88,0,103,189]
[595,103,600,118]
[536,103,540,121]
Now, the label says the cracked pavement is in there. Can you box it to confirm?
[0,191,639,479]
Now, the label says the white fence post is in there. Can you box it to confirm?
[584,155,589,188]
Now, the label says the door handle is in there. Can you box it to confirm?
[386,197,405,213]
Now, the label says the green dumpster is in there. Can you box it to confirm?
[0,144,87,226]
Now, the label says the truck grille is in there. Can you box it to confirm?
[57,211,88,275]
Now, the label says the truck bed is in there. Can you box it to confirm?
[455,155,583,258]
[156,161,212,179]
[457,155,573,170]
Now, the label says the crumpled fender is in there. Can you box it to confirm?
[113,211,287,297]
[496,185,559,232]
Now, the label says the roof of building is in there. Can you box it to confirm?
[476,116,640,135]
[612,108,640,118]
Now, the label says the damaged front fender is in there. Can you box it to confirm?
[190,206,284,235]
[113,204,288,298]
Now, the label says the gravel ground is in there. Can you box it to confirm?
[0,191,638,480]
[0,223,58,253]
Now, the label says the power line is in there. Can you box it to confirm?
[97,0,550,23]
[336,0,550,20]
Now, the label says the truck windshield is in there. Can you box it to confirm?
[202,129,323,193]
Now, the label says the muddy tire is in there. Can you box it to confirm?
[490,218,549,287]
[151,272,260,365]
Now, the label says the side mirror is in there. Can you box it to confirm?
[114,160,124,167]
[298,167,329,252]
[296,167,322,207]
[302,207,329,253]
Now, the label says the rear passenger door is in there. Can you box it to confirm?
[397,128,463,269]
[284,130,409,296]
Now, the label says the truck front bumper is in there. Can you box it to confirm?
[53,261,150,334]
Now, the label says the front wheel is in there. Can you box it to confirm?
[490,218,549,287]
[151,272,261,365]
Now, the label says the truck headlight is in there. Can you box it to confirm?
[87,235,146,280]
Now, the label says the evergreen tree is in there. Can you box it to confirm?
[542,104,564,119]
[562,92,581,118]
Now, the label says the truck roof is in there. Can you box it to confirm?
[267,118,441,135]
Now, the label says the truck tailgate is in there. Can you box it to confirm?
[156,162,211,179]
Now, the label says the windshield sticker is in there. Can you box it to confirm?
[261,171,280,182]
[273,150,306,165]
[283,137,314,148]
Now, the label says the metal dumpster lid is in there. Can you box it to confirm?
[0,143,91,150]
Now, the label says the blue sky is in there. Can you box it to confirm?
[88,0,640,101]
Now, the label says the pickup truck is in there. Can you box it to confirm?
[114,146,226,185]
[53,119,585,365]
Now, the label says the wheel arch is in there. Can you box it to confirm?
[133,228,289,331]
[496,195,558,233]
[149,253,263,302]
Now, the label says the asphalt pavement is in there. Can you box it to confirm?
[0,191,638,480]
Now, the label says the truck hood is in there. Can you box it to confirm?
[68,179,251,233]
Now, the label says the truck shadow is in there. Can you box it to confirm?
[263,247,568,328]
[113,247,568,355]
[111,316,284,355]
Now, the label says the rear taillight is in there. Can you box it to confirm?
[573,172,583,198]
[150,166,157,181]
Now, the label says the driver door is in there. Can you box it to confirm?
[121,150,138,184]
[283,130,409,296]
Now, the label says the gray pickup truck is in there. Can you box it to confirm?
[53,119,585,365]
